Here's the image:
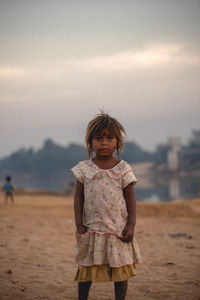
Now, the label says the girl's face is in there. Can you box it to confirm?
[92,128,117,158]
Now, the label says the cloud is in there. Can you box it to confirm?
[62,43,200,72]
[0,43,199,81]
[0,66,27,79]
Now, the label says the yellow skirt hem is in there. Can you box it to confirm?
[74,264,137,282]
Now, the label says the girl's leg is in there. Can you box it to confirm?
[78,281,92,300]
[114,280,128,300]
[10,194,15,204]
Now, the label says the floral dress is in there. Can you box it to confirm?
[71,159,141,282]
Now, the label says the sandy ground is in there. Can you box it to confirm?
[0,192,200,300]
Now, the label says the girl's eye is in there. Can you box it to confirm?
[108,136,114,140]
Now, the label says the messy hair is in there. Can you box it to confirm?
[85,112,127,158]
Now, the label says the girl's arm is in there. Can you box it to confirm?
[120,183,136,242]
[74,179,87,234]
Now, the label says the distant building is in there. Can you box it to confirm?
[166,130,200,172]
[167,137,181,171]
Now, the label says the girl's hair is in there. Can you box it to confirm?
[6,175,11,181]
[85,112,127,158]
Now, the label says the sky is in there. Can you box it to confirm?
[0,0,200,158]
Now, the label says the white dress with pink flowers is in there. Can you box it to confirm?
[71,159,141,269]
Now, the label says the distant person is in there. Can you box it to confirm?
[3,175,15,205]
[71,112,141,300]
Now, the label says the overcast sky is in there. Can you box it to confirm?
[0,0,200,158]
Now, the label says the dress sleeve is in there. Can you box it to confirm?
[71,163,84,184]
[122,163,137,189]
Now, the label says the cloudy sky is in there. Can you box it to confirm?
[0,0,200,158]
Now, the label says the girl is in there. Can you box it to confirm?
[71,112,141,300]
[3,175,15,205]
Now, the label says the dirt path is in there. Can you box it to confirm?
[0,193,200,299]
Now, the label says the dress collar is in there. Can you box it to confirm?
[88,159,124,172]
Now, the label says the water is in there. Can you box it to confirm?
[135,175,200,202]
[6,173,200,202]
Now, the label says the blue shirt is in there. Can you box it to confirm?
[5,182,13,194]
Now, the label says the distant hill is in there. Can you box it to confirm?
[0,138,154,192]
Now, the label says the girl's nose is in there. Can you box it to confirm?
[101,137,108,144]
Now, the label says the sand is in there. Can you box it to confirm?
[0,192,200,300]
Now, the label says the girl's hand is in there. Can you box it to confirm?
[119,223,134,243]
[76,225,87,234]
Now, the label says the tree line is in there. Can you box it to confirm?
[0,139,153,191]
